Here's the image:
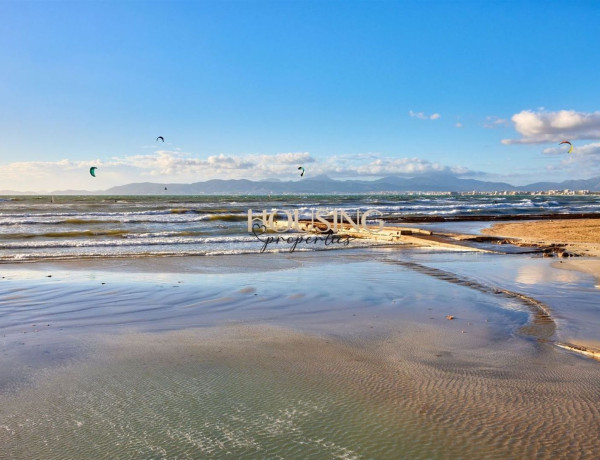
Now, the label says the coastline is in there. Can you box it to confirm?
[2,217,600,458]
[482,219,600,259]
[7,0,600,456]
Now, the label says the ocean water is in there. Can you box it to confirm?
[2,192,600,458]
[1,194,599,262]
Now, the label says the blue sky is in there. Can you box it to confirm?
[1,0,600,191]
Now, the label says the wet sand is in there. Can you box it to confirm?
[1,250,600,458]
[483,219,600,258]
[1,323,599,459]
[402,251,600,357]
[556,259,600,286]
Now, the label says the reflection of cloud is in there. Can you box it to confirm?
[502,110,600,144]
[515,264,580,285]
[409,110,440,120]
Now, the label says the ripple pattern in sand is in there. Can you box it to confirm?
[0,326,599,459]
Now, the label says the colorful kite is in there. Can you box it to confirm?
[559,140,574,154]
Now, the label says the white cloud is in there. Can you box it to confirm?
[317,155,470,177]
[455,122,463,128]
[540,142,600,177]
[270,152,315,164]
[120,151,312,177]
[572,142,600,156]
[409,110,441,120]
[502,109,600,144]
[543,141,600,156]
[483,116,508,129]
[354,157,444,175]
[0,151,474,191]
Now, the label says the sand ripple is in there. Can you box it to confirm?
[0,325,599,459]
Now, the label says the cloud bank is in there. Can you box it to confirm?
[0,151,472,192]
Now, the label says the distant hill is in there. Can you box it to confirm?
[97,173,522,194]
[2,174,599,195]
[521,177,600,192]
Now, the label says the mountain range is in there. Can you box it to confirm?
[3,174,600,195]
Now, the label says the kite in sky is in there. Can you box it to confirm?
[298,166,305,177]
[156,136,165,142]
[559,140,574,154]
[89,166,98,177]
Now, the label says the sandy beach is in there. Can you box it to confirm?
[1,244,600,458]
[556,259,600,285]
[483,219,600,258]
[2,199,600,458]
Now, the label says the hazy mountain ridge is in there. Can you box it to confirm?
[77,175,522,194]
[95,174,600,194]
[520,177,600,192]
[2,174,599,195]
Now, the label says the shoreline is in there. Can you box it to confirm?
[483,219,600,258]
[554,259,600,286]
[3,245,600,362]
[2,253,600,458]
[384,258,600,362]
[2,241,600,457]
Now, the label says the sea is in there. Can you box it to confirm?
[2,194,600,459]
[1,194,600,262]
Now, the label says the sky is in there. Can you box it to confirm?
[1,0,600,192]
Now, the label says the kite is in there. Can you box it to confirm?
[559,140,574,154]
[89,166,98,177]
[156,136,165,142]
[298,166,305,177]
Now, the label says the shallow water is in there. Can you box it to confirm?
[4,323,600,460]
[1,249,600,458]
[401,251,600,348]
[0,251,528,337]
